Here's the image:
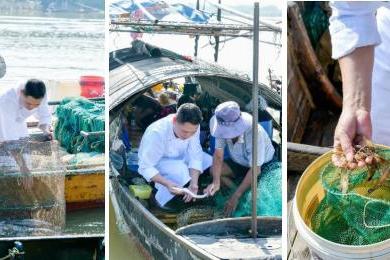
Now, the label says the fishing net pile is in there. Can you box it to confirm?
[0,140,65,237]
[300,2,329,48]
[55,97,105,154]
[215,160,282,217]
[311,147,390,245]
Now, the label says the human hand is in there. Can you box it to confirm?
[333,108,372,169]
[224,194,240,217]
[183,182,198,203]
[204,182,220,196]
[167,183,183,196]
[43,128,53,141]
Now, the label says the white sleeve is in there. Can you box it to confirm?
[215,137,226,150]
[246,126,274,167]
[37,95,52,126]
[329,1,383,59]
[187,127,203,172]
[138,129,164,182]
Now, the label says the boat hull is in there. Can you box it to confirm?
[65,170,105,211]
[110,177,282,260]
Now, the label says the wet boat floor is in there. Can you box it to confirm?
[183,235,282,259]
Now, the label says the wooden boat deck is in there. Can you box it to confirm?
[183,235,281,259]
[287,172,311,260]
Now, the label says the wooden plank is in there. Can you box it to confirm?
[288,172,312,260]
[287,142,331,172]
[288,2,342,109]
[289,232,312,260]
[65,173,105,203]
[287,200,297,257]
[183,236,281,260]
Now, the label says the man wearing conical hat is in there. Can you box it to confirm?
[204,101,275,216]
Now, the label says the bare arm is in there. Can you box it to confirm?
[38,123,53,140]
[233,166,260,199]
[204,148,223,195]
[185,168,201,202]
[224,166,260,216]
[10,150,30,173]
[333,46,374,167]
[151,174,182,195]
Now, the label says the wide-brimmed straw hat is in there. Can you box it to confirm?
[210,101,252,139]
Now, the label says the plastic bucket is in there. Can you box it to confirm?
[293,150,390,259]
[46,80,80,101]
[80,75,104,98]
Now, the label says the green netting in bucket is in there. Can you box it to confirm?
[55,97,105,154]
[311,147,390,245]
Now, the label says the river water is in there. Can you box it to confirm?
[0,13,104,88]
[0,12,106,238]
[109,199,146,260]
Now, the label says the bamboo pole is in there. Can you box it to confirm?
[214,0,222,62]
[251,2,260,239]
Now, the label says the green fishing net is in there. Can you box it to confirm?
[215,161,282,217]
[55,97,105,154]
[311,148,390,245]
[301,2,329,48]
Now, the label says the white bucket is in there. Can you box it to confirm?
[292,151,390,260]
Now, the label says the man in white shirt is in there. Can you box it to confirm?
[329,2,390,167]
[0,79,52,142]
[138,103,212,207]
[204,101,275,216]
[0,79,52,187]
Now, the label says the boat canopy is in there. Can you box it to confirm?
[109,41,281,112]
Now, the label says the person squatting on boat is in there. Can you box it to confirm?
[0,79,52,188]
[138,103,212,207]
[329,2,390,167]
[204,101,275,216]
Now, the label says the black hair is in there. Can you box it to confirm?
[183,83,199,96]
[23,79,46,99]
[176,103,202,125]
[177,94,195,108]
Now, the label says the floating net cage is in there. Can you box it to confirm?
[55,97,105,154]
[311,147,390,245]
[0,140,65,237]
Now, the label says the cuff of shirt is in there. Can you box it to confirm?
[330,14,381,59]
[38,116,52,126]
[139,167,159,182]
[188,160,203,172]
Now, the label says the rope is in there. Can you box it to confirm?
[0,247,25,260]
[363,200,390,229]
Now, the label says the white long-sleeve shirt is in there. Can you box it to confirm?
[0,83,51,142]
[330,2,390,64]
[330,2,390,145]
[138,114,203,182]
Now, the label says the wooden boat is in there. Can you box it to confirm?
[287,1,341,147]
[109,41,282,259]
[65,165,105,211]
